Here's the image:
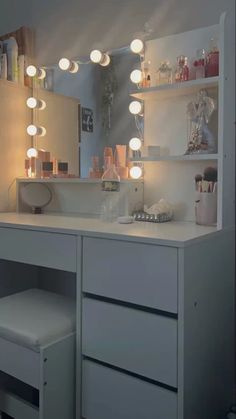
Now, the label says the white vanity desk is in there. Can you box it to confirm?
[0,212,234,419]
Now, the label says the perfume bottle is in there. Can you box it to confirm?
[205,38,219,77]
[157,61,172,85]
[101,164,120,222]
[175,55,185,82]
[182,57,189,81]
[194,49,206,79]
[141,61,151,88]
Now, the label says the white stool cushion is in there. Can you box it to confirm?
[0,289,76,352]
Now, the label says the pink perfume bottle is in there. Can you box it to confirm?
[206,38,219,77]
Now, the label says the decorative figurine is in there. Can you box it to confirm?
[185,89,217,154]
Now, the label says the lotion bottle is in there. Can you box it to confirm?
[4,37,18,82]
[0,53,7,79]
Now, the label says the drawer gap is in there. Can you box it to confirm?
[83,293,178,319]
[83,356,178,393]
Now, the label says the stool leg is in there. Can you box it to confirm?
[39,333,75,419]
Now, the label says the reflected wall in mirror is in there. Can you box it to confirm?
[34,48,141,178]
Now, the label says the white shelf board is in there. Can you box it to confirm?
[16,177,143,184]
[130,154,219,162]
[130,76,219,100]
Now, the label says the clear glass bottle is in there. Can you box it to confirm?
[100,164,120,222]
[157,61,172,85]
[194,49,206,79]
[175,55,184,82]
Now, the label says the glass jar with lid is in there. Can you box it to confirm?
[156,61,172,85]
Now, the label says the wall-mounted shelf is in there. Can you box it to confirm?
[130,154,219,162]
[16,177,143,184]
[130,76,219,100]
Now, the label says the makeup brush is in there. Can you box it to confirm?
[203,166,217,182]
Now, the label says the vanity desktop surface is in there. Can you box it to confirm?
[0,212,221,247]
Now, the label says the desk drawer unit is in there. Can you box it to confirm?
[82,360,177,419]
[83,237,178,313]
[0,227,76,272]
[82,298,177,388]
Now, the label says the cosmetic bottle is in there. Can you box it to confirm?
[101,164,120,222]
[0,53,7,79]
[141,61,151,88]
[194,49,206,79]
[175,55,185,82]
[103,146,113,171]
[42,162,53,178]
[183,57,189,81]
[157,61,172,85]
[4,37,18,82]
[205,38,219,77]
[58,162,69,175]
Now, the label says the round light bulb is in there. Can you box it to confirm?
[130,166,142,179]
[27,97,46,110]
[27,147,38,158]
[26,65,37,77]
[27,124,38,136]
[100,54,111,67]
[130,69,142,84]
[129,101,143,115]
[26,97,37,109]
[59,58,71,71]
[38,68,46,80]
[27,125,46,137]
[129,137,142,151]
[130,39,144,54]
[90,50,103,64]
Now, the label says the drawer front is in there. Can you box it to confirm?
[82,360,177,419]
[83,237,178,313]
[0,227,76,272]
[82,298,177,387]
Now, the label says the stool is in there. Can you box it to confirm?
[0,289,76,419]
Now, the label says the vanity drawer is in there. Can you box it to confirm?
[82,298,177,388]
[0,227,76,272]
[83,237,178,313]
[82,360,177,419]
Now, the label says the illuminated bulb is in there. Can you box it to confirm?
[27,125,46,137]
[26,97,46,110]
[90,50,103,63]
[130,166,142,179]
[26,65,46,79]
[129,137,142,151]
[59,58,70,70]
[129,101,143,115]
[26,65,37,77]
[27,147,38,158]
[130,69,142,84]
[90,50,110,66]
[130,39,144,54]
[58,58,79,73]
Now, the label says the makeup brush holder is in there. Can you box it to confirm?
[195,192,217,225]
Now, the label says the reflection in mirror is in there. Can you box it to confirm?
[46,49,141,178]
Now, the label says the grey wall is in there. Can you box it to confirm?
[31,0,234,65]
[1,0,234,65]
